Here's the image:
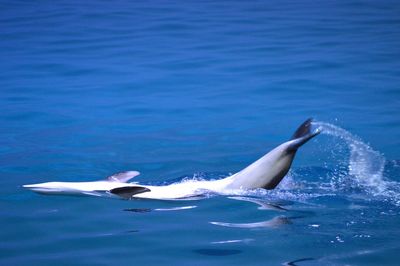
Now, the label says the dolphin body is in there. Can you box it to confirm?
[24,119,321,200]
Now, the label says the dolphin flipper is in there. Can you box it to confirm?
[107,171,140,182]
[110,186,150,199]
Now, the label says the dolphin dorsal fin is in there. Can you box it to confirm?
[107,171,140,183]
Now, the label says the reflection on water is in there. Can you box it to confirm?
[123,205,197,213]
[211,239,254,244]
[283,258,315,266]
[228,196,288,211]
[211,216,292,229]
[193,248,242,256]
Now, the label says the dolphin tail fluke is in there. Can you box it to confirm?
[288,118,321,151]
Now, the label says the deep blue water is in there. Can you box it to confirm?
[1,0,400,265]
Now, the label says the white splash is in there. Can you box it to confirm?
[312,121,400,205]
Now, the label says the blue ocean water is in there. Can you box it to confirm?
[1,0,400,265]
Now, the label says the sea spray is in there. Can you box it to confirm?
[313,121,400,205]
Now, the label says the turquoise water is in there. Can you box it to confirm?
[1,0,400,265]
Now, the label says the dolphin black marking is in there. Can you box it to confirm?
[110,186,151,199]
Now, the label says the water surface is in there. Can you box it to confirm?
[1,0,400,265]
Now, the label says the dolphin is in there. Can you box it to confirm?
[23,118,321,200]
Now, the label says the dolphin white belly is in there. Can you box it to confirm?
[23,118,321,200]
[23,177,230,199]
